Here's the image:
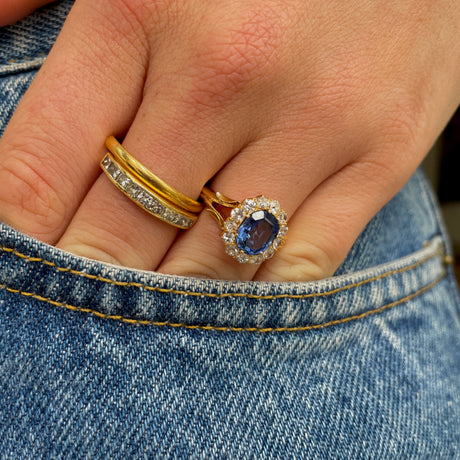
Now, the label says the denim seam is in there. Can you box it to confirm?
[0,269,447,332]
[4,53,46,63]
[0,243,446,300]
[416,171,460,313]
[0,55,46,76]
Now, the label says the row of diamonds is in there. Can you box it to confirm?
[222,196,288,264]
[102,156,195,229]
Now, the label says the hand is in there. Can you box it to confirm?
[0,0,459,281]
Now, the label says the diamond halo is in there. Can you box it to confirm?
[221,196,288,264]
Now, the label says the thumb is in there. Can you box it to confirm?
[0,0,54,26]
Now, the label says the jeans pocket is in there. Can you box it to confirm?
[0,220,450,332]
[1,224,459,460]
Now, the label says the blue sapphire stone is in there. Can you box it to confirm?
[236,210,279,255]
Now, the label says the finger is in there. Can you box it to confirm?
[254,156,417,282]
[0,0,148,242]
[156,132,355,280]
[0,0,52,26]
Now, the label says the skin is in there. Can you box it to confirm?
[0,0,459,281]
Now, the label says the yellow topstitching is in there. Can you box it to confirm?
[0,243,445,300]
[5,53,46,64]
[0,270,446,332]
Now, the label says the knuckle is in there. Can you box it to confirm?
[59,234,125,267]
[270,241,337,282]
[188,11,282,107]
[378,107,422,151]
[368,92,429,175]
[302,49,371,124]
[0,142,67,241]
[373,85,429,152]
[110,0,183,41]
[109,0,169,24]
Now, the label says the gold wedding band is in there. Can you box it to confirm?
[101,137,202,229]
[105,136,203,214]
[200,187,288,264]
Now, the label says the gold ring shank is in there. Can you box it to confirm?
[105,136,203,214]
[101,154,197,229]
[200,186,240,229]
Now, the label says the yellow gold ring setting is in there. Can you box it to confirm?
[101,137,202,229]
[200,187,288,264]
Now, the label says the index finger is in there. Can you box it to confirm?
[0,0,147,242]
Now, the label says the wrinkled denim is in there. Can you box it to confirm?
[0,1,459,459]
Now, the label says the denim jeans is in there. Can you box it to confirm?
[1,1,459,459]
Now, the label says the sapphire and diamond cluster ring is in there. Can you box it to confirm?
[101,137,288,263]
[200,187,288,264]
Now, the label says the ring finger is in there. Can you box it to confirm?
[156,131,356,280]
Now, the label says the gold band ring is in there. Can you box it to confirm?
[105,136,203,214]
[101,142,200,229]
[200,187,288,264]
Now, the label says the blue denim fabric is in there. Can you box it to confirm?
[1,2,459,459]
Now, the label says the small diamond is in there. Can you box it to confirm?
[231,207,244,222]
[257,196,270,209]
[176,215,186,226]
[236,253,249,263]
[170,213,180,224]
[278,211,288,223]
[222,232,235,244]
[130,185,141,198]
[184,217,195,228]
[224,219,238,232]
[250,254,263,264]
[118,175,132,189]
[269,200,280,214]
[155,203,165,216]
[146,198,159,212]
[106,162,118,176]
[272,237,283,250]
[163,209,173,221]
[169,211,180,223]
[263,247,275,260]
[278,225,288,237]
[102,157,111,168]
[242,199,256,214]
[138,193,151,207]
[225,245,239,257]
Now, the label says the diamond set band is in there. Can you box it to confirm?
[101,155,197,229]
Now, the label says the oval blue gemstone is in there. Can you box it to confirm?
[236,210,279,255]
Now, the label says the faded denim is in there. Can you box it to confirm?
[0,1,459,458]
